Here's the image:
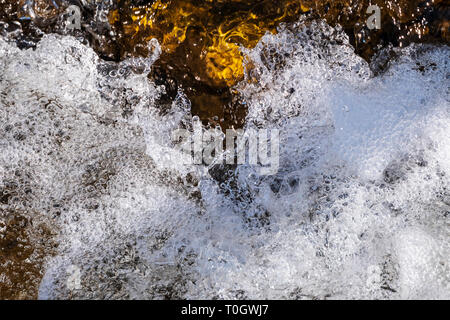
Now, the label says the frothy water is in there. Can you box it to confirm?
[0,21,448,299]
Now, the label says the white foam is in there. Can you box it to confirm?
[0,22,448,299]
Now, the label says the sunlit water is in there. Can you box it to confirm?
[0,2,449,300]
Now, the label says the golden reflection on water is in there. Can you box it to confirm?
[2,0,446,128]
[107,0,448,128]
[109,0,309,87]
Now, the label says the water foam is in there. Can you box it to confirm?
[0,21,448,299]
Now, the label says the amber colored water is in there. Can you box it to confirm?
[106,0,448,128]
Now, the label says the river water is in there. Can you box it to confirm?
[0,0,449,299]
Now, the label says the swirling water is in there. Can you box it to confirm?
[0,3,449,300]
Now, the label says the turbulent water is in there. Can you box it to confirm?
[0,6,449,299]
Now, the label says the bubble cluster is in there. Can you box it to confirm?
[0,22,449,299]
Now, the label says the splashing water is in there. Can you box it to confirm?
[1,0,447,129]
[1,18,448,299]
[0,1,449,300]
